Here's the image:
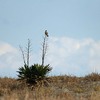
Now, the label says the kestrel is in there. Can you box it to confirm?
[45,30,49,37]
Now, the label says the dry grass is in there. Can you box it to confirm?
[0,73,100,100]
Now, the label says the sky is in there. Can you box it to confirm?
[0,0,100,77]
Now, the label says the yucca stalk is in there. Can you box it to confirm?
[41,30,49,66]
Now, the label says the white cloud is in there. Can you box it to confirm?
[0,42,17,56]
[0,37,100,77]
[0,41,22,77]
[46,37,100,76]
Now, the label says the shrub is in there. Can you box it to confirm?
[84,72,100,82]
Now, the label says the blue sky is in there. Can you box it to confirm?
[0,0,100,77]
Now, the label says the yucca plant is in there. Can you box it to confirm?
[17,64,31,81]
[17,64,52,84]
[17,30,52,84]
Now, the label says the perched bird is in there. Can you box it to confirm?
[45,30,49,37]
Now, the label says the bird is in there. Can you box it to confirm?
[45,30,49,37]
